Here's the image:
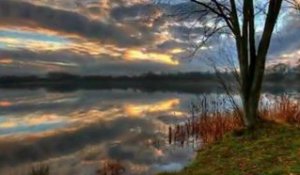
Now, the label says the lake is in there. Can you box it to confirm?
[0,89,203,175]
[0,88,299,175]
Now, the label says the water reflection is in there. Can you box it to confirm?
[1,89,298,175]
[123,99,180,117]
[0,89,195,175]
[0,100,12,107]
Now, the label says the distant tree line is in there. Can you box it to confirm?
[0,71,222,83]
[0,71,299,85]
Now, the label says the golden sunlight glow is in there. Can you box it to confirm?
[24,114,62,125]
[0,121,17,128]
[124,50,179,65]
[0,37,67,52]
[69,42,123,57]
[69,108,123,124]
[154,148,164,157]
[155,31,173,45]
[269,50,300,66]
[124,99,180,117]
[0,35,121,57]
[0,101,12,107]
[0,114,64,130]
[0,26,127,58]
[0,59,13,64]
[0,27,183,66]
[17,61,66,72]
[170,48,184,54]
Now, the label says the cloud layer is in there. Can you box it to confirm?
[0,0,299,75]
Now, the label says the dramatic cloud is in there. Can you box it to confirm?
[0,0,143,46]
[0,0,299,75]
[270,12,300,56]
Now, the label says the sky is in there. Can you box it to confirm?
[0,0,299,76]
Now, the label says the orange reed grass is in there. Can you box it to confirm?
[169,95,300,145]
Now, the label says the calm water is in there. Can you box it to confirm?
[0,89,201,175]
[0,88,299,175]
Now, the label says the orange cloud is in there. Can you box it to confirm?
[0,59,13,64]
[124,98,180,117]
[0,101,12,107]
[0,26,124,57]
[124,49,179,65]
[170,48,184,54]
[0,25,182,66]
[0,121,17,128]
[0,37,68,51]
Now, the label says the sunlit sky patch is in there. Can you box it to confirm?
[0,29,68,44]
[0,0,299,75]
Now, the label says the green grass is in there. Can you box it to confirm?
[159,123,300,175]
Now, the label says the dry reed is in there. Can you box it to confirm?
[169,94,300,145]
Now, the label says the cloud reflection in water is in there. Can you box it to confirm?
[0,89,195,175]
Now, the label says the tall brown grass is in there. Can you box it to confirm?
[169,110,243,145]
[27,160,125,175]
[261,95,300,124]
[96,160,125,175]
[169,95,300,145]
[28,165,49,175]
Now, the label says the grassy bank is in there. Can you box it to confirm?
[160,123,300,175]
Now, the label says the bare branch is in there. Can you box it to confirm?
[285,0,300,10]
[191,0,235,32]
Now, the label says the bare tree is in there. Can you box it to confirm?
[160,0,299,128]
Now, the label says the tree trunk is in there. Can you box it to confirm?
[189,0,284,129]
[237,0,283,129]
[242,88,261,128]
[239,51,266,129]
